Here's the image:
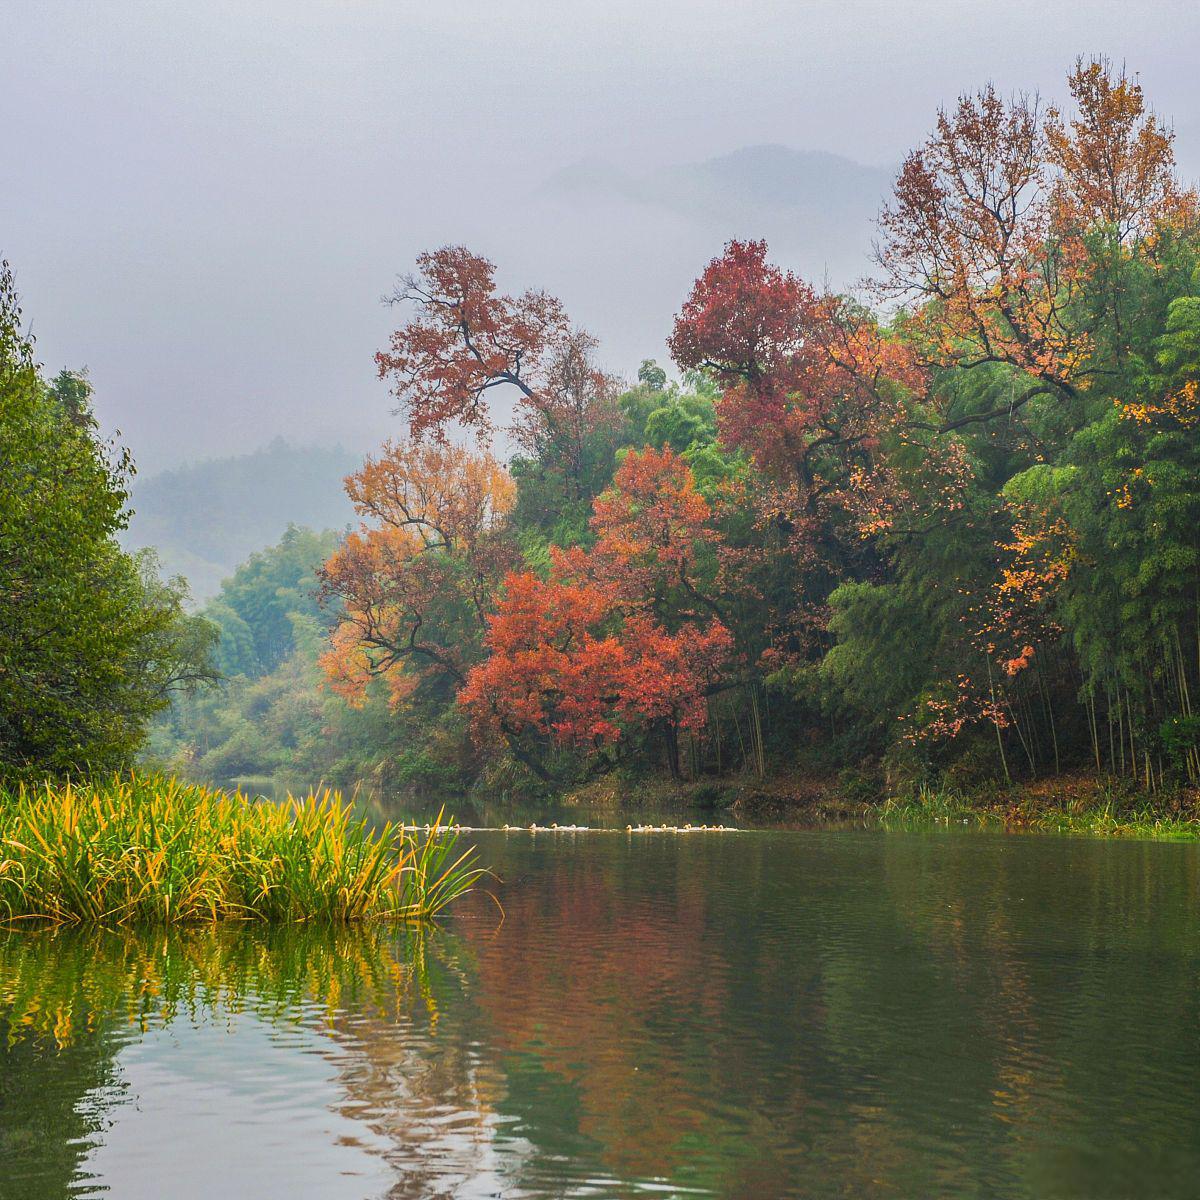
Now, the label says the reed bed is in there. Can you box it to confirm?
[0,775,483,926]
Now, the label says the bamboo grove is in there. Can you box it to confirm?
[210,59,1200,797]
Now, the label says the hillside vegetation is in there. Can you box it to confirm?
[18,59,1200,828]
[122,440,358,600]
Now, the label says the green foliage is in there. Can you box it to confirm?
[123,439,358,601]
[148,525,453,792]
[211,525,338,677]
[619,365,720,449]
[0,262,218,781]
[811,240,1200,792]
[644,392,717,453]
[821,582,934,729]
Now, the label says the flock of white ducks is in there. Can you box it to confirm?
[403,822,736,833]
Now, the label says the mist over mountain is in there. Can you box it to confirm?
[539,144,893,290]
[9,2,1199,476]
[122,440,359,601]
[473,144,896,405]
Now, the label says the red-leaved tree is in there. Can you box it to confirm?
[377,246,617,464]
[458,451,734,778]
[669,239,920,508]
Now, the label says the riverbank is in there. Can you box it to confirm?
[880,775,1200,840]
[160,765,1200,842]
[560,771,1200,840]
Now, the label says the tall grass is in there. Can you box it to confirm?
[879,784,973,821]
[0,774,483,925]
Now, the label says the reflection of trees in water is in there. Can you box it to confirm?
[0,1020,129,1198]
[4,838,1200,1199]
[440,838,795,1195]
[0,924,514,1200]
[861,835,1200,1197]
[323,1005,519,1200]
[460,844,731,1185]
[304,927,526,1199]
[440,834,1200,1198]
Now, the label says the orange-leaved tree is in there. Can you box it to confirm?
[319,439,518,707]
[1047,57,1192,250]
[877,58,1195,425]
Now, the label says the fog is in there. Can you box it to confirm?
[4,0,1199,474]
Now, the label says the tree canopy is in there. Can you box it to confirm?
[0,262,217,780]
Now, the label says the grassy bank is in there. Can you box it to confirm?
[0,775,482,925]
[559,769,1200,840]
[878,776,1200,840]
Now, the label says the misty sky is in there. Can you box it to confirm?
[5,1,1200,474]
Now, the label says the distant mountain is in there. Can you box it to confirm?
[122,439,361,601]
[540,144,894,287]
[547,145,891,214]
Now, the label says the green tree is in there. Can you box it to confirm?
[212,525,338,676]
[0,261,216,780]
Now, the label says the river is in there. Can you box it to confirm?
[2,823,1198,1198]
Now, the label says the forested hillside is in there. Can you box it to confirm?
[156,60,1200,808]
[146,526,403,787]
[122,440,359,600]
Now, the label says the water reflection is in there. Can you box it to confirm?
[2,829,1199,1198]
[0,924,492,1198]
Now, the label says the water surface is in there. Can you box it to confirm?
[2,825,1198,1198]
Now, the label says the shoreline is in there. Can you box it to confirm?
[559,772,1200,841]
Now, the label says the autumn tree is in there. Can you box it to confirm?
[378,245,618,460]
[590,447,721,611]
[803,59,1200,790]
[877,58,1195,426]
[459,451,734,779]
[668,239,824,483]
[876,84,1085,405]
[670,240,921,506]
[1047,57,1198,369]
[668,240,925,712]
[1047,57,1190,246]
[320,439,517,707]
[376,246,568,440]
[379,246,626,555]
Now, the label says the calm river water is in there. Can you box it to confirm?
[2,825,1199,1198]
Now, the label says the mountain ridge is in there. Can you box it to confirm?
[121,438,360,601]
